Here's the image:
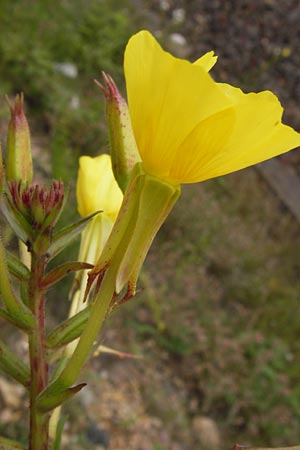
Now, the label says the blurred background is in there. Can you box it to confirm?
[1,0,300,449]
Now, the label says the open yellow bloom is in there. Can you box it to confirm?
[124,30,300,185]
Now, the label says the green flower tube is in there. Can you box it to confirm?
[89,162,180,298]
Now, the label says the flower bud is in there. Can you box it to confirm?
[5,94,33,183]
[7,180,65,254]
[95,73,140,192]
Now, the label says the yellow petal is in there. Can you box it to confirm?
[124,31,300,185]
[181,87,300,182]
[193,51,218,72]
[218,82,244,104]
[124,30,231,181]
[76,154,123,219]
[169,107,236,183]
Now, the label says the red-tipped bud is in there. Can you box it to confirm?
[6,94,33,183]
[8,180,65,232]
[95,73,140,192]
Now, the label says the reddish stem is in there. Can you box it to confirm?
[28,253,49,450]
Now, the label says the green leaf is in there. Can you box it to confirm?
[46,306,91,349]
[0,308,31,331]
[0,236,34,331]
[37,382,86,412]
[0,436,25,449]
[6,250,30,281]
[0,339,30,386]
[48,212,100,260]
[42,261,93,290]
[0,195,32,243]
[52,414,67,450]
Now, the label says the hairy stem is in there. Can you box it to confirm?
[58,265,116,386]
[28,253,49,450]
[37,264,117,408]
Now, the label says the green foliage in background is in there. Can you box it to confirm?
[0,0,136,314]
[0,0,134,179]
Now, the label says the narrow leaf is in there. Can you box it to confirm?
[0,236,34,330]
[0,195,32,243]
[0,339,30,386]
[0,436,25,449]
[0,308,31,331]
[48,212,100,260]
[37,383,86,412]
[52,414,67,450]
[6,250,30,281]
[46,306,91,349]
[42,262,93,290]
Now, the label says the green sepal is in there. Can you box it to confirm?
[0,338,30,386]
[36,382,86,412]
[5,93,33,184]
[0,436,25,449]
[115,165,180,293]
[96,73,141,192]
[46,306,91,349]
[48,211,100,260]
[0,237,34,330]
[42,261,93,290]
[89,162,180,295]
[0,195,32,243]
[6,250,30,281]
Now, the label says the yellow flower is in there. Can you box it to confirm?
[73,153,123,307]
[76,154,123,220]
[124,30,300,185]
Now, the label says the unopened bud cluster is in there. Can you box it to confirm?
[8,180,65,231]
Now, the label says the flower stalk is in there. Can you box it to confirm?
[36,261,117,411]
[28,252,49,450]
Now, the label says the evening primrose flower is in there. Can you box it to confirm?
[71,154,123,313]
[124,30,300,185]
[90,30,300,299]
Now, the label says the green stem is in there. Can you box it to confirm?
[37,265,116,408]
[61,267,115,385]
[28,253,49,450]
